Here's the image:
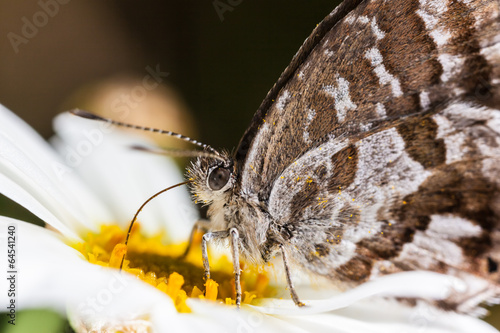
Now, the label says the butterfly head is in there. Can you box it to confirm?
[187,151,236,206]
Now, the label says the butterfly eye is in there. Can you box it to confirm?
[208,167,231,191]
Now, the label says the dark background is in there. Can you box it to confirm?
[0,0,337,150]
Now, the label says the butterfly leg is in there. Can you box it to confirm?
[180,219,210,258]
[280,245,305,307]
[201,230,229,280]
[229,228,242,307]
[201,228,242,307]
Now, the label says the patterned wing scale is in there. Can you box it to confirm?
[235,0,500,312]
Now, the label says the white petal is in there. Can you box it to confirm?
[275,300,498,333]
[255,271,464,315]
[0,172,79,239]
[185,300,307,333]
[0,130,91,238]
[0,105,113,237]
[0,217,177,326]
[151,304,206,333]
[248,271,498,333]
[53,112,197,242]
[186,298,496,333]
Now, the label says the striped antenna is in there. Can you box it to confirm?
[69,109,222,158]
[130,144,225,160]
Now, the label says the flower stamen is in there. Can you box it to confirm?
[72,224,275,312]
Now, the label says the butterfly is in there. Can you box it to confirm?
[73,0,500,313]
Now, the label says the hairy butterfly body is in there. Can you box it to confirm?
[72,0,500,314]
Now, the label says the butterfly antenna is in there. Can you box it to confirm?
[119,180,192,271]
[70,109,222,158]
[131,144,225,160]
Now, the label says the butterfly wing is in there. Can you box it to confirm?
[235,0,500,311]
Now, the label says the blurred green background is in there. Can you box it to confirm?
[0,0,499,332]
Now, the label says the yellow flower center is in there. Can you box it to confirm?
[72,224,275,312]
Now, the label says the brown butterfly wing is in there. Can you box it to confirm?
[234,0,500,312]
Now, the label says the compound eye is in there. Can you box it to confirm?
[208,167,231,191]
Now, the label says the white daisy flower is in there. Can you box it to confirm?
[0,104,497,333]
